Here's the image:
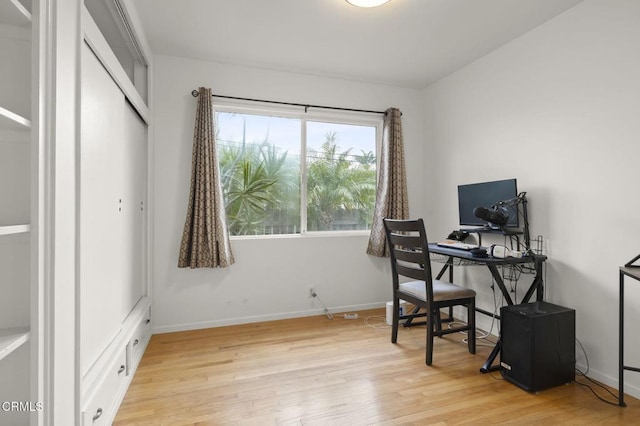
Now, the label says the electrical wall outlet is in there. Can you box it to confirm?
[309,288,316,298]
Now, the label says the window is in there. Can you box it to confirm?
[215,107,380,236]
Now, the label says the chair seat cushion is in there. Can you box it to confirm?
[399,280,476,302]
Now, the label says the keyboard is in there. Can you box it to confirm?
[436,240,480,251]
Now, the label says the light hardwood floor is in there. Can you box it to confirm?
[115,308,640,425]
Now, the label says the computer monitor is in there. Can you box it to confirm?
[458,178,519,228]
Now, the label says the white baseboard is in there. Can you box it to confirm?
[152,302,386,334]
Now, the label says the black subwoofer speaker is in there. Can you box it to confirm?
[500,301,575,392]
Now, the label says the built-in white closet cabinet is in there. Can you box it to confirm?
[79,3,151,425]
[0,0,38,424]
[1,0,151,423]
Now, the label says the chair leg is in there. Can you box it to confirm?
[391,297,399,343]
[468,299,476,354]
[435,308,443,336]
[426,307,434,365]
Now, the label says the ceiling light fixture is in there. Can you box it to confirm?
[345,0,391,8]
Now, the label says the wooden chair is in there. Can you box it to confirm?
[383,218,476,365]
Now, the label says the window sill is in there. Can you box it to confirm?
[230,230,371,241]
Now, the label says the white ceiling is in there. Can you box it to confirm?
[132,0,583,88]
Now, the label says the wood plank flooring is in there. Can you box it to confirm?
[115,309,640,425]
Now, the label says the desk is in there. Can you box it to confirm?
[428,243,547,373]
[619,264,640,407]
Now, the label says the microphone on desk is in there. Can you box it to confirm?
[473,206,508,227]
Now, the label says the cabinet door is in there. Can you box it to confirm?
[120,100,147,318]
[80,42,125,375]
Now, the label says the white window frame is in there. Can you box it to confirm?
[213,101,383,239]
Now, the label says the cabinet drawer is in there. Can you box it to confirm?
[127,309,151,374]
[82,348,128,426]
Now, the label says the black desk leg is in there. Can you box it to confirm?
[434,259,452,280]
[480,340,502,373]
[522,275,542,304]
[487,265,514,306]
[619,271,626,407]
[536,257,544,301]
[479,265,514,374]
[403,305,425,327]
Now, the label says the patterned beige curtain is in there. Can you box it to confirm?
[366,107,409,257]
[178,87,235,268]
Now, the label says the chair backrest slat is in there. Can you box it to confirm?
[388,233,422,249]
[396,264,426,281]
[394,248,424,264]
[384,219,422,233]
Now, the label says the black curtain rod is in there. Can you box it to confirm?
[191,89,388,115]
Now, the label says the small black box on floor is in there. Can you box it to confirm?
[500,301,575,392]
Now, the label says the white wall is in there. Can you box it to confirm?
[421,0,640,396]
[152,55,423,333]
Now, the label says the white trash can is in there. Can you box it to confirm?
[386,300,407,325]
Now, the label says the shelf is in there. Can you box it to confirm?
[0,327,30,362]
[0,224,30,236]
[0,0,31,27]
[462,226,523,235]
[0,106,31,131]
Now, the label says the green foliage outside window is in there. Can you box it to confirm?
[217,113,377,236]
[306,132,376,231]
